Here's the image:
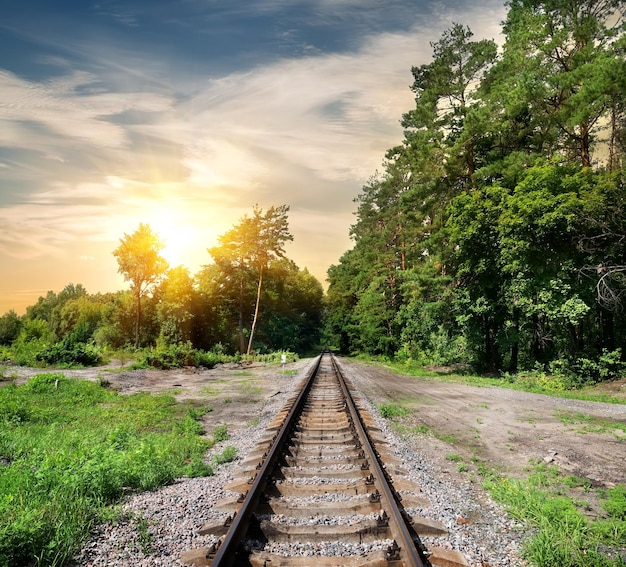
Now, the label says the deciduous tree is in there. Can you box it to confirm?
[208,205,293,354]
[113,223,168,348]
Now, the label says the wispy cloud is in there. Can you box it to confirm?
[0,0,506,303]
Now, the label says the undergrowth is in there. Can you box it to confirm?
[0,373,215,567]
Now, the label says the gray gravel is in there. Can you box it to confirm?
[73,359,528,567]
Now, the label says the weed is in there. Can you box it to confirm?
[484,462,626,567]
[603,485,626,520]
[134,514,154,555]
[446,453,463,462]
[412,424,430,435]
[378,402,409,419]
[213,424,229,442]
[434,431,460,445]
[457,463,469,473]
[555,411,626,437]
[213,446,238,465]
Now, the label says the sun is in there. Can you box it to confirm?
[144,208,203,269]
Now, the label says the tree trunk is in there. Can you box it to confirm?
[580,118,591,168]
[238,278,245,354]
[247,265,264,355]
[509,313,519,374]
[135,291,141,349]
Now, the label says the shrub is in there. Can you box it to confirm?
[35,340,101,367]
[550,349,626,387]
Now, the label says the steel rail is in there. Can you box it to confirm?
[209,353,323,567]
[330,354,429,567]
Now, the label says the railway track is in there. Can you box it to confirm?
[181,352,468,567]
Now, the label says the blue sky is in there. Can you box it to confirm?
[0,0,506,313]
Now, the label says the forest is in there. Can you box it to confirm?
[2,0,626,385]
[325,0,626,384]
[0,205,325,367]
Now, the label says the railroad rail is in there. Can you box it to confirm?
[182,352,468,567]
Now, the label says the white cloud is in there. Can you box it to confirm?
[0,0,506,284]
[0,69,172,151]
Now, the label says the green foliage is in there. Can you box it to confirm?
[325,7,626,382]
[141,341,199,369]
[603,486,626,521]
[550,349,626,386]
[212,445,237,466]
[138,342,243,369]
[485,464,626,567]
[0,374,213,566]
[378,402,409,419]
[212,424,229,442]
[35,339,102,367]
[0,310,22,346]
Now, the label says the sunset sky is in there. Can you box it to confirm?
[0,0,505,314]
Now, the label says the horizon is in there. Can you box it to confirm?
[0,0,506,315]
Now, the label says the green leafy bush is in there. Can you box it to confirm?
[35,339,101,367]
[140,342,233,369]
[550,349,626,387]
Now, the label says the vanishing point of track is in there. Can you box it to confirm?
[181,352,468,567]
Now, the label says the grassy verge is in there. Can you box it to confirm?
[0,373,218,567]
[482,462,626,566]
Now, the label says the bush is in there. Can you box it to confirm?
[141,342,197,369]
[140,342,233,369]
[35,340,101,367]
[550,349,626,387]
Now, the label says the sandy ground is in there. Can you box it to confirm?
[5,355,625,515]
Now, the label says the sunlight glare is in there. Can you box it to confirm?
[145,206,204,269]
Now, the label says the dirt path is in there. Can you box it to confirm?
[338,358,626,493]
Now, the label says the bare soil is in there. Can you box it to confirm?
[5,356,625,513]
[337,357,626,520]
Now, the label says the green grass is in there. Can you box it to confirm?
[0,373,215,567]
[483,461,626,567]
[555,411,626,438]
[378,402,409,419]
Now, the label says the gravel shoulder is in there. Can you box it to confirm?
[6,357,625,566]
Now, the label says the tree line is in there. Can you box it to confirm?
[0,205,324,365]
[325,0,626,383]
